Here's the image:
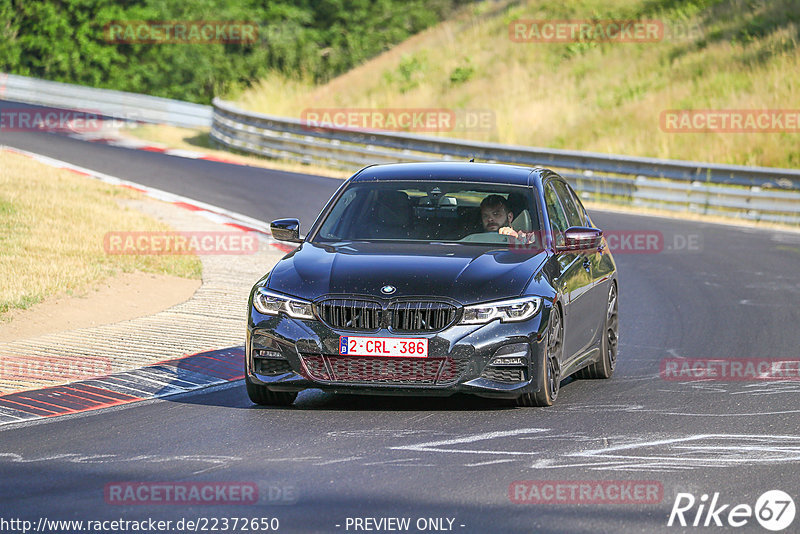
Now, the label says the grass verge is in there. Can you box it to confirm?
[0,150,202,318]
[233,0,800,169]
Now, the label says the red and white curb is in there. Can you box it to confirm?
[0,347,246,427]
[67,129,243,165]
[24,117,243,164]
[1,145,296,253]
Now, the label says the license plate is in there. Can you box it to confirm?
[339,336,428,358]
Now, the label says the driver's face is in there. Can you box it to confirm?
[481,205,512,232]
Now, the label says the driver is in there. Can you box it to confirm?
[480,195,537,244]
[480,194,513,232]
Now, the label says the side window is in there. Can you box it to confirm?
[544,182,569,247]
[317,188,359,239]
[552,180,583,227]
[565,182,589,226]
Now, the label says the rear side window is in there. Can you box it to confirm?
[544,182,569,247]
[564,182,590,226]
[551,180,584,227]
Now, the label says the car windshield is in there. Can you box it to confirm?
[313,180,540,245]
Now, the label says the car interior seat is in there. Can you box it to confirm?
[511,209,531,232]
[362,190,413,239]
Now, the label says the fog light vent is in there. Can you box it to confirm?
[256,349,282,359]
[489,343,530,367]
[491,356,527,366]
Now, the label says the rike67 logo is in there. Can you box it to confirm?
[668,490,796,531]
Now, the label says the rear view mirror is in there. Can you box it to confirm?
[556,227,603,253]
[270,218,302,243]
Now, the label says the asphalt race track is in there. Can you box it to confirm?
[2,106,800,533]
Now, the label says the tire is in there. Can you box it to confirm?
[517,305,563,407]
[576,283,618,379]
[245,373,297,406]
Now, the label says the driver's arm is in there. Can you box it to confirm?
[499,227,538,244]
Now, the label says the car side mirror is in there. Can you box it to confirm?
[556,226,603,253]
[270,218,302,243]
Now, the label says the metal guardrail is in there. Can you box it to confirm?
[0,73,211,128]
[211,98,800,224]
[3,73,798,224]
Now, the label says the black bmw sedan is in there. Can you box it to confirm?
[246,162,618,407]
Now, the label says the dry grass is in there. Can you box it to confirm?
[234,0,800,169]
[0,150,201,317]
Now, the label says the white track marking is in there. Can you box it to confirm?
[391,428,548,455]
[464,459,516,467]
[313,456,363,466]
[531,434,800,472]
[363,457,426,466]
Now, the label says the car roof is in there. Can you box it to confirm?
[350,162,551,187]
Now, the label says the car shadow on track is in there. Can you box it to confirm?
[288,375,581,411]
[163,371,581,413]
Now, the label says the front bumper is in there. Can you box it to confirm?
[246,304,550,400]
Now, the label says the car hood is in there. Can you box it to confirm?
[266,241,547,304]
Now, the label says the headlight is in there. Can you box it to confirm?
[253,288,314,320]
[460,296,542,325]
